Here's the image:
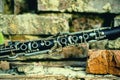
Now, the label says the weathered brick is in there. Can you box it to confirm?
[0,14,70,35]
[86,50,120,76]
[38,0,120,13]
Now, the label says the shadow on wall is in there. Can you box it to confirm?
[3,0,37,14]
[14,0,37,14]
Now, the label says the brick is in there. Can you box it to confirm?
[0,14,70,35]
[86,50,120,76]
[38,0,120,13]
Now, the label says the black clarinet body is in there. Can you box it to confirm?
[0,39,55,58]
[0,26,120,59]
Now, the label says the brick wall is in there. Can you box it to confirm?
[0,0,120,79]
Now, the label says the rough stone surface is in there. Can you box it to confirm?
[0,13,70,35]
[71,15,104,32]
[0,75,118,80]
[11,61,86,68]
[87,50,120,76]
[0,61,10,70]
[107,38,120,49]
[12,63,118,79]
[61,44,88,58]
[0,62,119,79]
[114,15,120,27]
[38,0,120,13]
[0,0,3,13]
[89,38,120,50]
[17,65,87,77]
[89,40,108,49]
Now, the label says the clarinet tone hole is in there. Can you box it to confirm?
[20,43,27,51]
[83,34,89,39]
[32,42,38,48]
[61,38,67,44]
[45,41,51,46]
[72,36,78,42]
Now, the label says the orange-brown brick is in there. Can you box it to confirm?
[86,50,120,76]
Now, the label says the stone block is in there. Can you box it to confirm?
[89,40,108,49]
[0,14,70,35]
[114,15,120,27]
[14,0,28,14]
[86,50,120,76]
[0,61,10,70]
[71,15,104,32]
[38,0,120,13]
[89,38,120,50]
[107,38,120,49]
[0,0,3,13]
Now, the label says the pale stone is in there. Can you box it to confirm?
[0,0,3,13]
[0,14,70,35]
[114,15,120,27]
[107,38,120,49]
[89,40,108,49]
[71,15,104,32]
[0,61,10,70]
[38,0,120,13]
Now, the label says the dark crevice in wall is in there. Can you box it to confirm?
[68,12,117,31]
[37,10,120,15]
[37,11,117,28]
[101,13,115,27]
[3,0,14,14]
[3,0,37,14]
[10,0,14,13]
[2,57,87,62]
[26,0,37,13]
[14,0,37,14]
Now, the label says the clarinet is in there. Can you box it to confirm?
[0,26,120,59]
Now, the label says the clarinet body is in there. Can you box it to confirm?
[0,26,120,59]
